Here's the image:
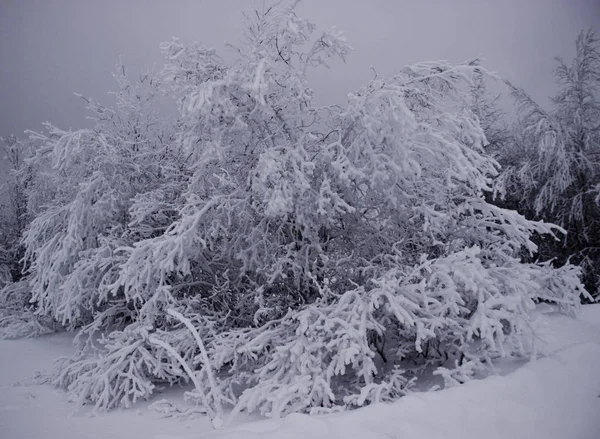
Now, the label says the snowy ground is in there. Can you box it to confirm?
[1,305,599,439]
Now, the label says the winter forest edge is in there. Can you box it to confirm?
[0,2,599,429]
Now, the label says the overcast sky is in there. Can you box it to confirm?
[0,0,599,140]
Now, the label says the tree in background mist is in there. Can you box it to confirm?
[0,134,33,285]
[496,29,600,299]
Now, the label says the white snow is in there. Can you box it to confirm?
[1,305,599,439]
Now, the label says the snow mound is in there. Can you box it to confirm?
[1,305,599,439]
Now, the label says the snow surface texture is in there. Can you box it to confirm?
[1,305,599,439]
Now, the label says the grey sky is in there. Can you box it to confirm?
[0,0,599,140]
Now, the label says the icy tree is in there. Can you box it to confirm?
[497,29,600,298]
[9,1,587,422]
[19,63,183,333]
[0,134,33,282]
[0,135,56,338]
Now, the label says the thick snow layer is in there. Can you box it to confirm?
[1,305,599,439]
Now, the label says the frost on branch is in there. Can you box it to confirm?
[14,1,587,420]
[53,324,183,410]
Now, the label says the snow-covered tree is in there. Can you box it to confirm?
[21,63,183,332]
[0,135,55,339]
[0,134,33,282]
[497,29,600,298]
[5,1,587,423]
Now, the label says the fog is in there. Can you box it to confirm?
[1,0,599,140]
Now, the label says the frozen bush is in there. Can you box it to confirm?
[13,1,586,422]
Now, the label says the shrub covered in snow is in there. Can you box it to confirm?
[0,1,589,426]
